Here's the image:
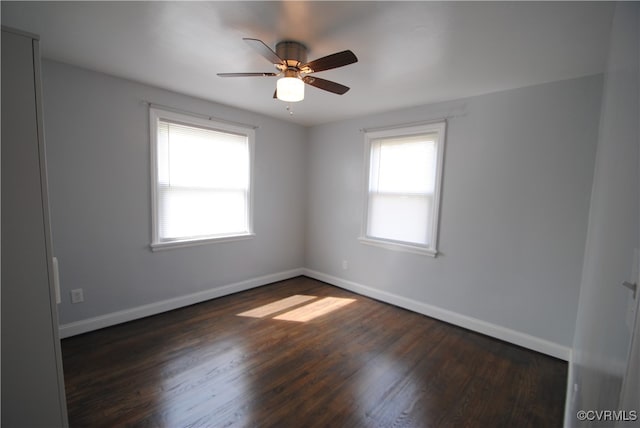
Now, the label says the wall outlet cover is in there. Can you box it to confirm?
[70,288,84,304]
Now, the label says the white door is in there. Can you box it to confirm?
[565,2,640,427]
[618,270,640,427]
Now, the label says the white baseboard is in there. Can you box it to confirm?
[58,268,305,338]
[59,267,572,361]
[303,268,571,360]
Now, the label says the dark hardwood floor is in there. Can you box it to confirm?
[62,276,567,427]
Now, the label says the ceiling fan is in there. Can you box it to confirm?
[217,38,358,102]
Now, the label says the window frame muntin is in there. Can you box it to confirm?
[149,107,255,251]
[360,121,447,257]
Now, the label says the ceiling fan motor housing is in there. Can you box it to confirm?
[276,41,308,67]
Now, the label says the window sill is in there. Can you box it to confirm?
[358,237,438,257]
[151,233,255,252]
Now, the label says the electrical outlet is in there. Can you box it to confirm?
[342,260,349,270]
[70,288,84,304]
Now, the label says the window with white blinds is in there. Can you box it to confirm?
[361,122,446,256]
[150,108,254,250]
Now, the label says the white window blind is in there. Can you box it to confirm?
[362,122,446,256]
[150,108,254,250]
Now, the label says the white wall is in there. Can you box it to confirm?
[566,3,639,425]
[41,60,307,330]
[305,75,603,352]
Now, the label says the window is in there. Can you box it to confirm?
[361,121,446,256]
[150,108,254,250]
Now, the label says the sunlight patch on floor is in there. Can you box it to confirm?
[273,297,356,322]
[236,295,317,318]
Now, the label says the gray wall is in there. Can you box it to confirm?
[41,60,307,326]
[305,75,603,348]
[43,59,604,353]
[567,3,639,424]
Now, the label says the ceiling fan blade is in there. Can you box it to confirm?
[302,76,350,95]
[217,72,278,77]
[301,50,358,73]
[243,38,284,65]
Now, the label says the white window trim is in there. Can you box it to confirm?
[360,120,447,257]
[149,107,255,251]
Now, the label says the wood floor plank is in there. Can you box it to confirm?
[62,276,567,427]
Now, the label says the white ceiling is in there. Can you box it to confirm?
[2,1,614,126]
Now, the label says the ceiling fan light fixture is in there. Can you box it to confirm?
[277,76,304,102]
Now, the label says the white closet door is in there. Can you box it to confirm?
[1,28,68,427]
